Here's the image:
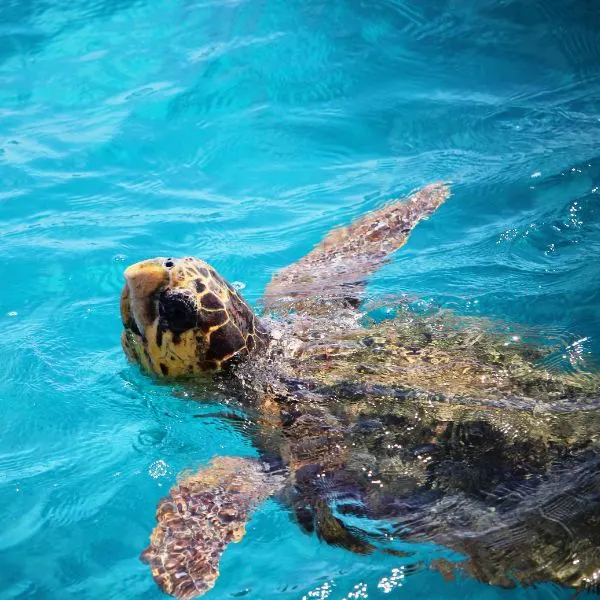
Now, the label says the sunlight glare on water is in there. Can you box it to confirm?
[0,0,599,598]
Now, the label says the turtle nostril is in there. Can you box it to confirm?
[165,259,174,268]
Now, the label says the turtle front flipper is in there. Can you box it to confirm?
[263,183,450,313]
[141,457,283,599]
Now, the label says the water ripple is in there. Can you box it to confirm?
[1,0,600,598]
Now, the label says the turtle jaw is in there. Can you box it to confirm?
[123,258,170,336]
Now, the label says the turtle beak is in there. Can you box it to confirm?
[123,258,170,335]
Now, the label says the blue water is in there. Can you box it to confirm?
[1,0,600,598]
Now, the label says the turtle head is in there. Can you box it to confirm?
[120,257,267,377]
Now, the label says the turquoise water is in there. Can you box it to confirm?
[1,0,600,598]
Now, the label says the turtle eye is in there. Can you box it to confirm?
[164,259,174,268]
[158,289,198,334]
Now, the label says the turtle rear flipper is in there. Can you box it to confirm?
[263,183,450,312]
[311,499,375,554]
[141,457,283,599]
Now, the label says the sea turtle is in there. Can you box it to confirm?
[120,184,600,599]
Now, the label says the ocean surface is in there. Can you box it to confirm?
[1,0,600,598]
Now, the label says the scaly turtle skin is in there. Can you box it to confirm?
[121,257,269,375]
[120,184,600,599]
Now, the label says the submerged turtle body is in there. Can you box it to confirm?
[120,184,600,599]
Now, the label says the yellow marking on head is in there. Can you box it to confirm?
[124,259,169,296]
[120,285,131,328]
[124,259,169,333]
[121,329,154,374]
[145,324,209,378]
[207,321,227,334]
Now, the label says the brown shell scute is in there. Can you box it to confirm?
[228,291,255,333]
[205,323,246,362]
[194,269,269,368]
[200,292,223,311]
[197,309,228,332]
